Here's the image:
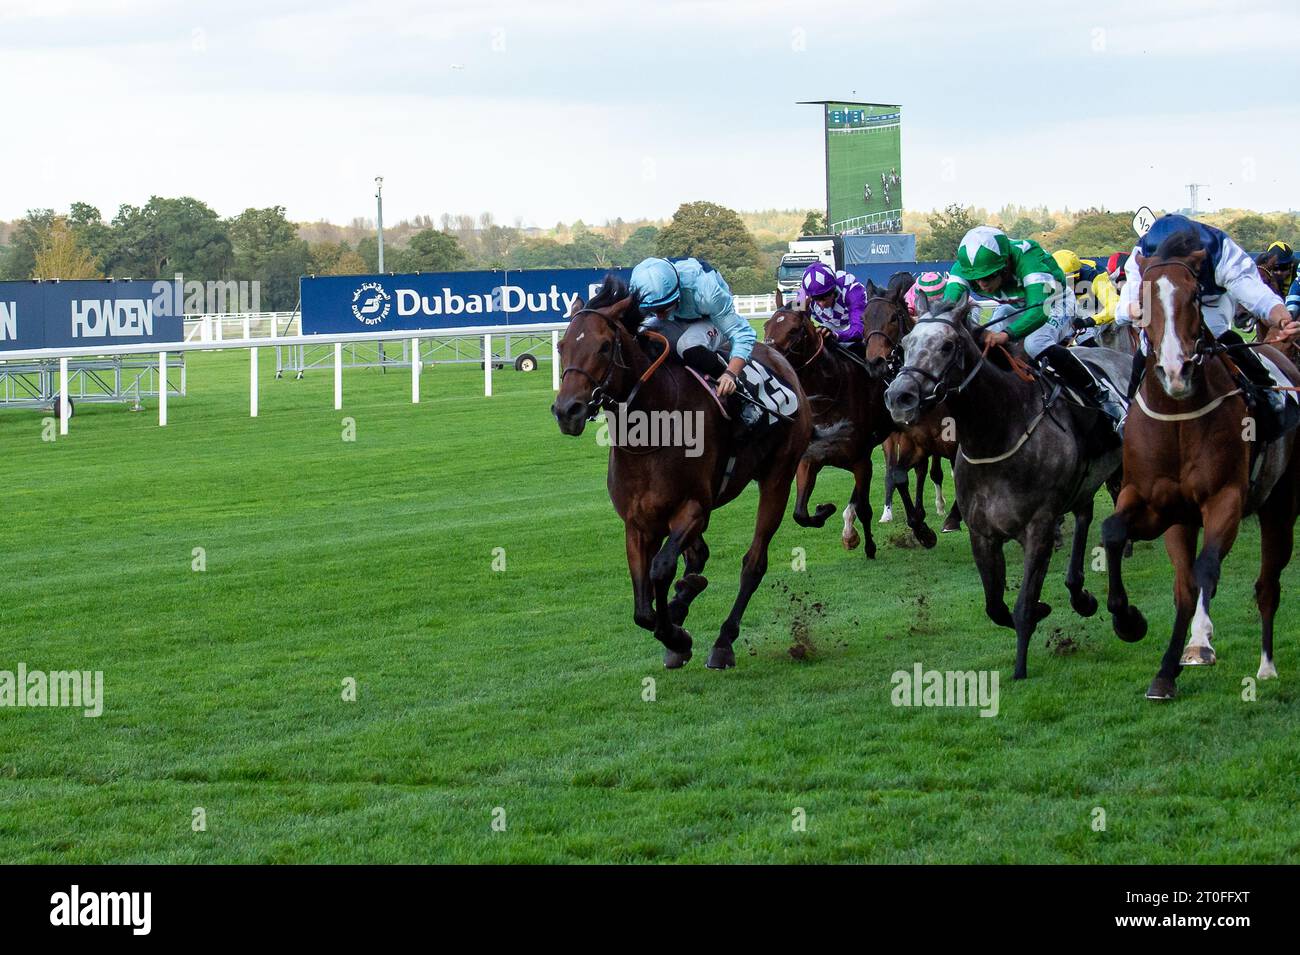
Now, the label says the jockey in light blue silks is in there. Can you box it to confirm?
[630,256,789,428]
[1116,214,1300,432]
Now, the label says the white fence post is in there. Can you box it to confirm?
[59,357,69,435]
[334,342,343,410]
[484,334,492,397]
[250,347,259,417]
[158,351,168,426]
[411,337,420,403]
[552,329,560,391]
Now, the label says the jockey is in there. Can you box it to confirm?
[945,226,1125,422]
[801,262,866,355]
[1261,241,1299,318]
[629,256,765,425]
[1116,215,1300,418]
[1053,249,1114,346]
[905,271,947,317]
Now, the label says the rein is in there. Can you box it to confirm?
[560,309,669,420]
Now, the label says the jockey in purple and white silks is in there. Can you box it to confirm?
[801,263,866,353]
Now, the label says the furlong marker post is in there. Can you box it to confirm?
[411,337,420,403]
[250,347,259,418]
[484,334,492,397]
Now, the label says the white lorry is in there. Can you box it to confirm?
[775,235,842,299]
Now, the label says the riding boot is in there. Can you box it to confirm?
[1218,330,1288,435]
[1126,346,1147,401]
[1042,344,1125,424]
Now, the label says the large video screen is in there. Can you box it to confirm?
[825,102,902,236]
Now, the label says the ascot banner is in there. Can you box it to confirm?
[0,279,185,352]
[300,268,633,335]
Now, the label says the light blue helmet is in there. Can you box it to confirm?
[630,258,681,314]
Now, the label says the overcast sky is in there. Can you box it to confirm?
[1,0,1296,226]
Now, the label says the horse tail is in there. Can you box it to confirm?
[807,421,856,461]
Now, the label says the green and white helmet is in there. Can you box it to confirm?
[956,226,1012,280]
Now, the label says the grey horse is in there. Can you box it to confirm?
[884,296,1130,679]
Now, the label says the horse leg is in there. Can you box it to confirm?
[651,502,707,669]
[1254,488,1298,681]
[930,454,947,514]
[841,487,861,550]
[792,457,835,528]
[1180,489,1244,668]
[1011,520,1057,680]
[970,531,1014,629]
[942,499,963,533]
[1064,500,1099,617]
[710,472,793,669]
[1106,468,1134,558]
[1101,486,1154,643]
[626,525,660,634]
[879,461,895,524]
[1147,523,1198,700]
[852,457,877,559]
[668,536,710,626]
[907,458,937,548]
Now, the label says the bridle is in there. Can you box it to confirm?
[863,298,912,381]
[559,308,669,421]
[891,314,990,409]
[1141,260,1215,368]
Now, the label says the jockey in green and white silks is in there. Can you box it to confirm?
[942,226,1124,423]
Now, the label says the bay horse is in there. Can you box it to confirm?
[551,276,813,670]
[885,295,1130,679]
[861,276,963,534]
[762,289,938,554]
[1100,232,1300,699]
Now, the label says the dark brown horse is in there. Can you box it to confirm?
[1101,232,1300,699]
[762,292,938,554]
[552,276,813,670]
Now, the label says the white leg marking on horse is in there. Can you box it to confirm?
[1189,589,1214,648]
[1258,652,1278,680]
[878,504,892,524]
[841,502,856,540]
[934,485,946,513]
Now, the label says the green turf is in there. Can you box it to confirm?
[0,347,1296,864]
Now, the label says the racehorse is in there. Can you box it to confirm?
[552,275,814,670]
[1099,232,1300,699]
[762,292,938,555]
[884,295,1130,679]
[862,274,963,534]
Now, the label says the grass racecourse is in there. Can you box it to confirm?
[1,343,1298,864]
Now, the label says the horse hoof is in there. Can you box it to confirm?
[842,530,860,551]
[1070,590,1098,618]
[1146,676,1177,700]
[878,507,893,524]
[941,520,962,533]
[1112,606,1147,643]
[663,648,693,669]
[914,525,938,549]
[1033,602,1052,623]
[1179,645,1216,667]
[1258,657,1279,680]
[864,540,877,560]
[705,645,736,670]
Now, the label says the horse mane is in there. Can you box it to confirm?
[887,271,915,295]
[1151,229,1202,263]
[589,273,630,310]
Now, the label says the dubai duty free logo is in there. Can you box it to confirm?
[351,281,392,326]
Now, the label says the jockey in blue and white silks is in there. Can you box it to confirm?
[1116,214,1300,424]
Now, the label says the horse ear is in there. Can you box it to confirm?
[865,278,881,299]
[1187,249,1207,273]
[913,291,929,315]
[607,295,638,332]
[774,288,785,309]
[568,296,586,317]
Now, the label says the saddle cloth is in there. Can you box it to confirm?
[682,361,800,427]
